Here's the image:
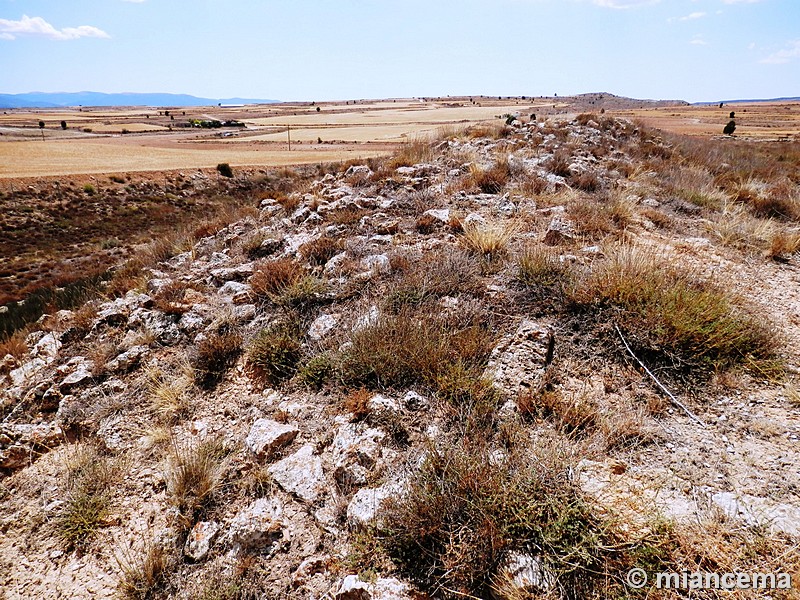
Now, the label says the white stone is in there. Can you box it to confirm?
[268,445,325,503]
[228,497,284,550]
[347,480,405,529]
[245,419,299,458]
[308,314,339,340]
[184,521,221,561]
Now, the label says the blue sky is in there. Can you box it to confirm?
[1,0,798,102]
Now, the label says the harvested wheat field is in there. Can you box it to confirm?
[3,108,800,600]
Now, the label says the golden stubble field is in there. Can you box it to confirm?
[1,95,799,179]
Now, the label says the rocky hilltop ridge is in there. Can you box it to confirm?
[2,115,800,599]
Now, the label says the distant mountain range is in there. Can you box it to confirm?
[0,92,279,109]
[694,97,800,106]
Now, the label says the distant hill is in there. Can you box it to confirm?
[694,97,800,106]
[0,92,279,109]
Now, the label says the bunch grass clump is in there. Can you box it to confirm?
[569,246,779,377]
[378,436,622,598]
[246,324,303,386]
[55,444,120,549]
[165,436,228,530]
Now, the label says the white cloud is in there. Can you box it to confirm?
[0,15,109,40]
[721,0,765,4]
[590,0,661,8]
[690,37,709,45]
[122,0,147,3]
[669,11,706,22]
[761,40,800,64]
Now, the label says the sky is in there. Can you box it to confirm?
[0,0,798,103]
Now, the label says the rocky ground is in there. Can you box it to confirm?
[1,115,799,599]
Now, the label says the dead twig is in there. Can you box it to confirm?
[614,323,705,427]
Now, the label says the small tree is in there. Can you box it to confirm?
[38,120,45,141]
[216,163,233,178]
[723,120,736,136]
[61,120,67,130]
[729,111,735,119]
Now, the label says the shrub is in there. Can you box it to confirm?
[297,353,334,389]
[193,327,243,389]
[216,163,234,178]
[379,437,618,598]
[55,445,119,549]
[83,184,96,196]
[723,120,736,136]
[246,325,302,385]
[569,246,779,377]
[165,437,227,530]
[299,236,343,266]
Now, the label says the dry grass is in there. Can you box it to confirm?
[192,325,243,390]
[0,329,28,361]
[377,435,625,599]
[387,137,435,169]
[569,245,779,378]
[460,220,518,260]
[567,192,635,240]
[517,245,571,289]
[116,538,177,600]
[54,444,120,549]
[145,358,194,423]
[246,324,303,386]
[299,236,343,266]
[466,158,511,194]
[250,258,325,308]
[165,436,228,530]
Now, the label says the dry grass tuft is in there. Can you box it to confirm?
[165,436,228,530]
[517,245,571,289]
[378,435,623,598]
[116,538,176,600]
[145,358,194,423]
[193,325,243,390]
[299,236,343,266]
[467,158,511,194]
[460,220,517,260]
[246,324,303,386]
[569,245,779,378]
[250,258,324,308]
[55,444,120,549]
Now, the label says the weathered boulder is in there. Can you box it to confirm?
[483,320,553,398]
[268,445,326,503]
[245,419,299,459]
[228,497,284,550]
[184,520,221,561]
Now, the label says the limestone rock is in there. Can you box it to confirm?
[347,480,406,529]
[484,320,553,398]
[228,497,284,550]
[245,419,299,459]
[308,314,339,340]
[268,445,325,503]
[542,217,575,245]
[332,420,385,487]
[218,281,253,304]
[184,521,221,561]
[333,576,412,600]
[493,552,555,598]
